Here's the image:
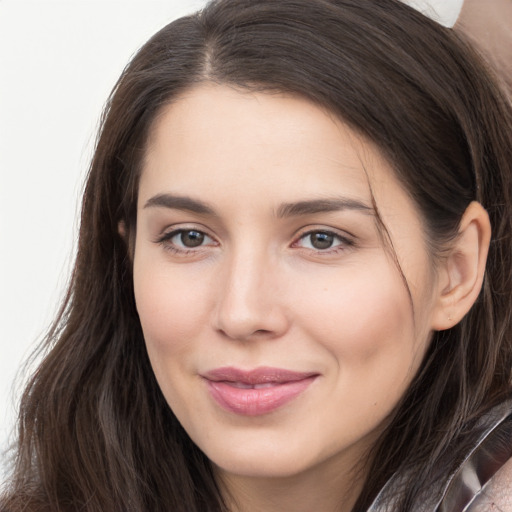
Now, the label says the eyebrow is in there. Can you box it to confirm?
[276,197,373,218]
[144,194,216,215]
[143,193,373,218]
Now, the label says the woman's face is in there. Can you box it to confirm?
[134,84,440,481]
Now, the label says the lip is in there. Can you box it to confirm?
[202,367,318,416]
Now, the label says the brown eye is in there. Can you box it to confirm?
[309,232,334,249]
[158,229,215,250]
[177,230,206,247]
[295,230,351,252]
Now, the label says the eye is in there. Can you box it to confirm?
[172,229,210,248]
[157,228,216,252]
[295,230,352,251]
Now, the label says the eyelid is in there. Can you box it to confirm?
[155,222,216,241]
[153,223,355,256]
[291,226,356,253]
[154,224,219,254]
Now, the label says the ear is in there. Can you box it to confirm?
[431,201,491,331]
[118,220,136,261]
[118,220,126,239]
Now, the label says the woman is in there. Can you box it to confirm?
[2,0,512,510]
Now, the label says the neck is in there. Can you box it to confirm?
[216,453,367,512]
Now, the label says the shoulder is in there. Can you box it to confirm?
[436,399,512,512]
[466,456,512,511]
[367,400,512,512]
[453,399,512,512]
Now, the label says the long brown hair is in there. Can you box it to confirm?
[3,1,512,510]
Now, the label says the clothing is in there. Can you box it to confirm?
[401,0,512,94]
[400,0,464,27]
[368,400,512,511]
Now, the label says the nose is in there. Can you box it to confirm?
[213,248,290,342]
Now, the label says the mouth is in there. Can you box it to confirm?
[201,367,319,416]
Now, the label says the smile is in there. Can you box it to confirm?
[202,367,319,416]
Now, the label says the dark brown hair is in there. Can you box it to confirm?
[3,0,512,510]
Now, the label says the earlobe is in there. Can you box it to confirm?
[431,202,491,331]
[118,221,126,239]
[118,220,136,261]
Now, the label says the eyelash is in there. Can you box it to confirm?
[155,228,217,255]
[292,229,355,255]
[155,227,355,256]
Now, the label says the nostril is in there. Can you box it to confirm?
[217,327,274,341]
[213,274,290,341]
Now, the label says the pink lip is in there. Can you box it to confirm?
[202,367,318,416]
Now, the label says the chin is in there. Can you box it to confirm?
[199,435,326,480]
[213,456,311,480]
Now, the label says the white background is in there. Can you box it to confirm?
[0,0,463,479]
[0,0,208,479]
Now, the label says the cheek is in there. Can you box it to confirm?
[133,254,212,358]
[133,255,216,419]
[291,265,428,438]
[292,260,429,414]
[296,267,413,357]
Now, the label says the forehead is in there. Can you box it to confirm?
[140,83,411,217]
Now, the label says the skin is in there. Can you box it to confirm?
[132,84,490,512]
